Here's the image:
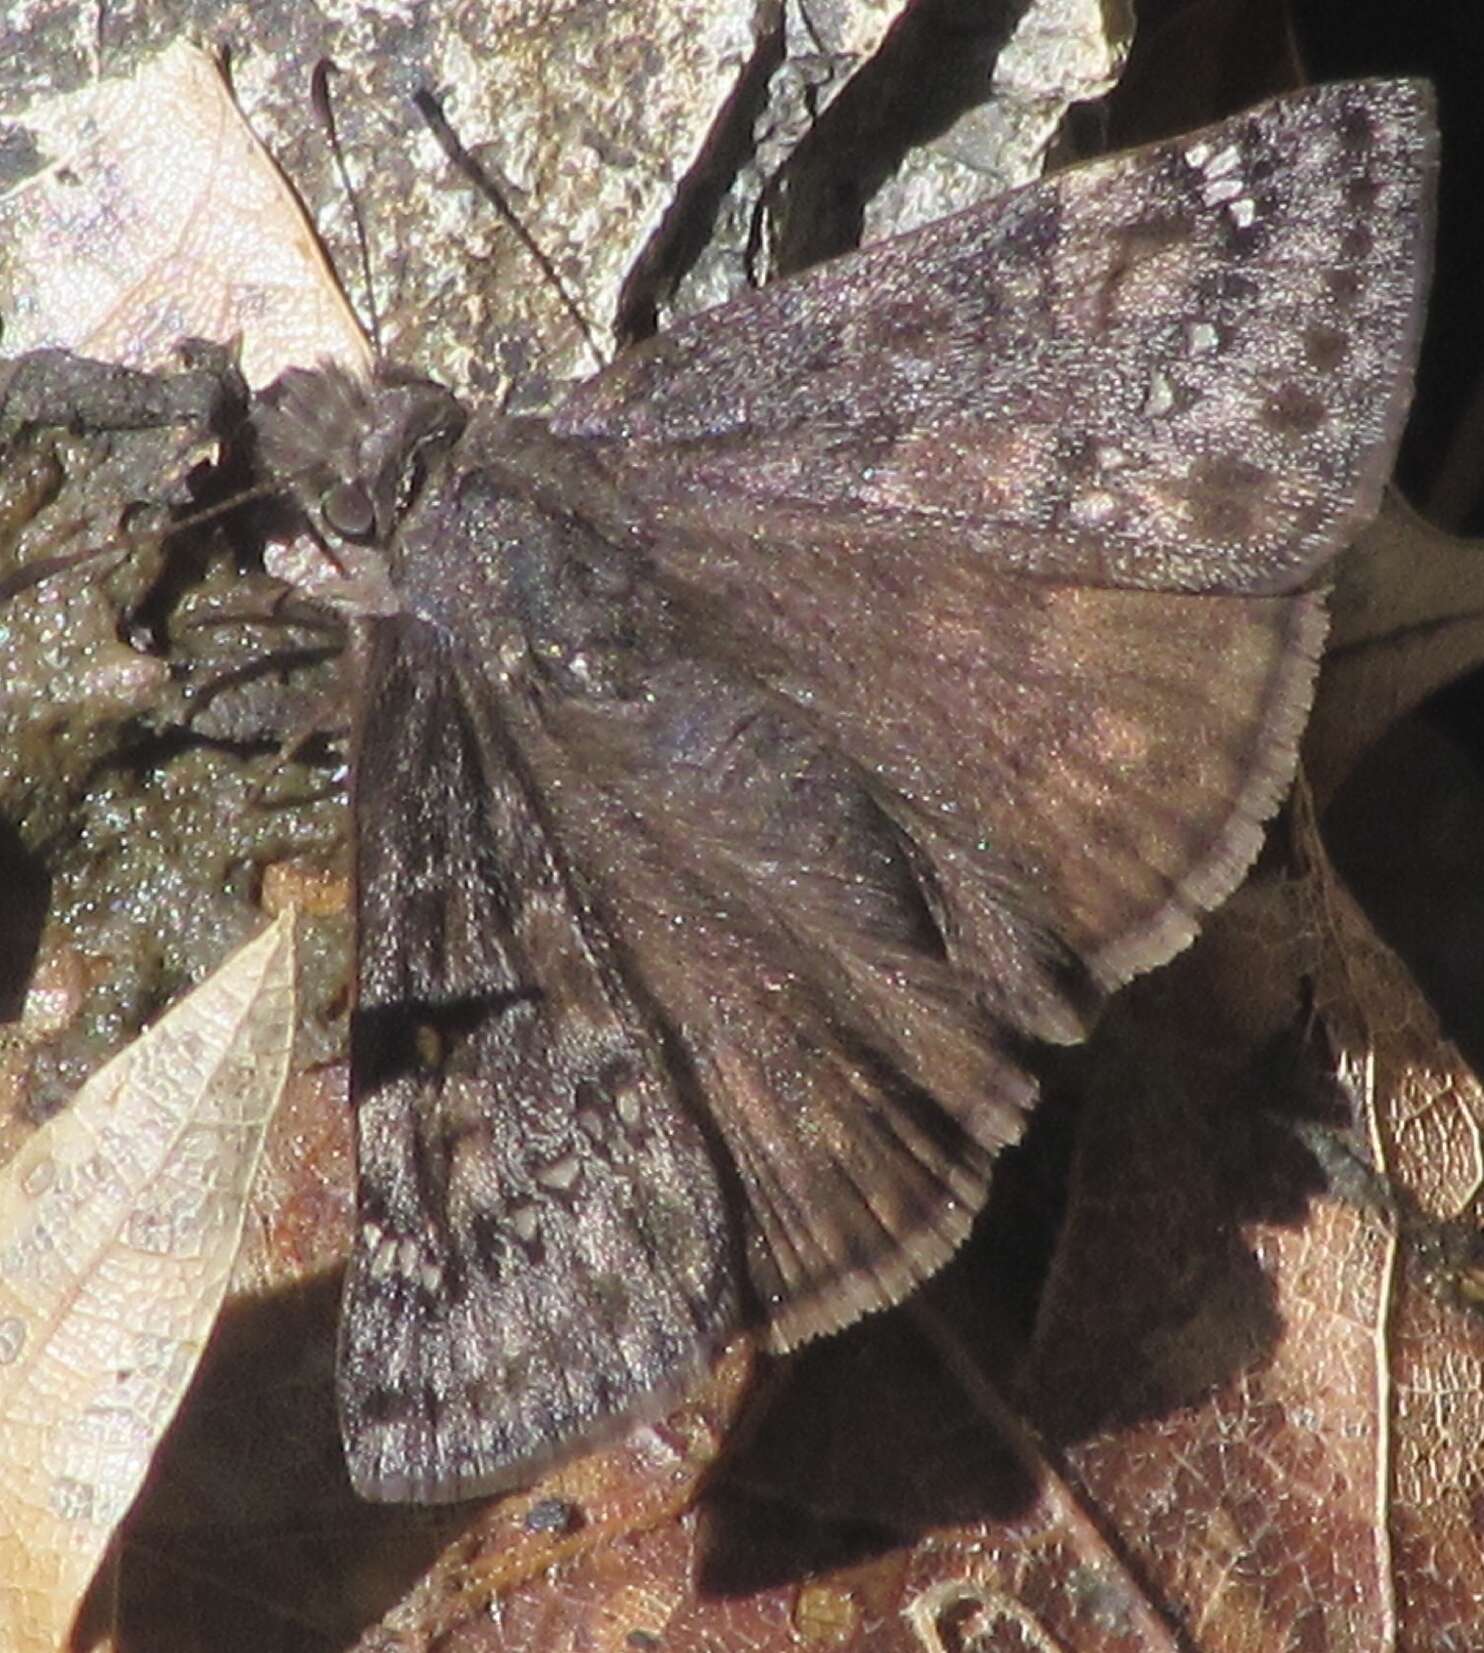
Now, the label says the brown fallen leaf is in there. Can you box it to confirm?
[0,910,295,1653]
[1012,789,1484,1653]
[1293,800,1484,1649]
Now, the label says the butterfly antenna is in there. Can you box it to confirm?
[411,87,607,371]
[311,59,385,362]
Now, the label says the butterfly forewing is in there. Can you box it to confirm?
[554,79,1434,597]
[342,611,741,1500]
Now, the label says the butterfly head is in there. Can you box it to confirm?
[256,359,468,548]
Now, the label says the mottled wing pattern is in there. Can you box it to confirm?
[556,80,1434,598]
[341,613,740,1500]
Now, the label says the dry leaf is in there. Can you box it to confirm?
[0,912,296,1653]
[1294,807,1484,1649]
[0,39,370,386]
[1308,491,1484,807]
[1011,801,1484,1652]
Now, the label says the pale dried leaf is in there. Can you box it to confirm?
[0,912,296,1653]
[0,39,370,386]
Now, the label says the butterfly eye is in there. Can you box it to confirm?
[322,478,377,542]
